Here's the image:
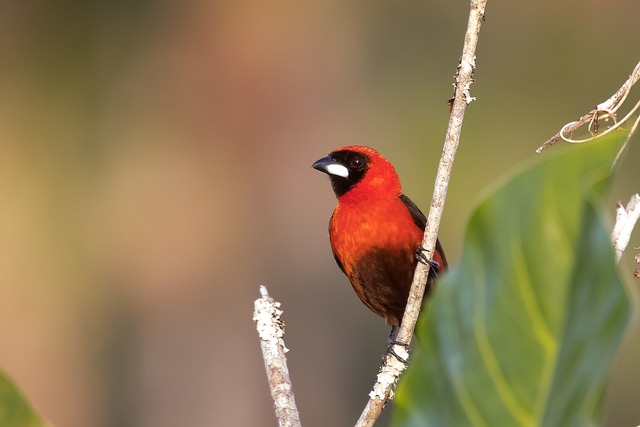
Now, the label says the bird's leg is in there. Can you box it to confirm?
[386,325,411,365]
[416,246,440,277]
[387,325,397,342]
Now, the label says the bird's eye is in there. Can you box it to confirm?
[350,156,365,169]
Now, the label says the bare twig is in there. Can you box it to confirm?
[253,285,301,427]
[611,194,640,264]
[354,1,488,425]
[634,254,640,280]
[537,59,640,154]
[613,109,640,167]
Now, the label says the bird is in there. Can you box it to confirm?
[312,145,447,329]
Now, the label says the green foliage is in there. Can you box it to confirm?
[394,136,633,427]
[0,371,49,427]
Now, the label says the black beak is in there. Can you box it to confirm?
[312,156,336,174]
[312,155,350,179]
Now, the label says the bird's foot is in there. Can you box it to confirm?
[416,246,440,274]
[386,327,411,364]
[386,339,411,365]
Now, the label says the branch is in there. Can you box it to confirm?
[355,1,488,425]
[253,285,301,427]
[537,59,640,154]
[536,62,640,280]
[611,194,640,265]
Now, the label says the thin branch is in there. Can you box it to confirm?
[537,59,640,154]
[611,194,640,264]
[613,107,640,167]
[253,285,301,427]
[354,1,488,425]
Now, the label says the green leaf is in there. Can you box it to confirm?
[394,136,633,427]
[0,371,49,427]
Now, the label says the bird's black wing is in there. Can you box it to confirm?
[400,193,426,230]
[399,193,448,269]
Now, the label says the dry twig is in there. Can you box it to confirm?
[354,1,488,425]
[611,194,640,282]
[537,60,640,154]
[254,285,301,427]
[539,62,640,279]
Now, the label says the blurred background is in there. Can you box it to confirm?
[1,0,639,426]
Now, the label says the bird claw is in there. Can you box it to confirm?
[386,326,411,365]
[416,246,440,272]
[386,340,411,365]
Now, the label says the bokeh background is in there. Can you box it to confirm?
[1,1,639,426]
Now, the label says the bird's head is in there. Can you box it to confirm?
[312,146,401,203]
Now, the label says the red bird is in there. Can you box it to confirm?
[313,146,447,328]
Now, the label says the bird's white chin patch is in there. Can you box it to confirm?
[326,164,349,178]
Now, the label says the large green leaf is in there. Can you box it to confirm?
[394,136,634,427]
[0,371,49,427]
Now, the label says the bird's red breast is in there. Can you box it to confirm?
[329,190,423,277]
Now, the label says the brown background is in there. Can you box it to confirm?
[1,1,639,426]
